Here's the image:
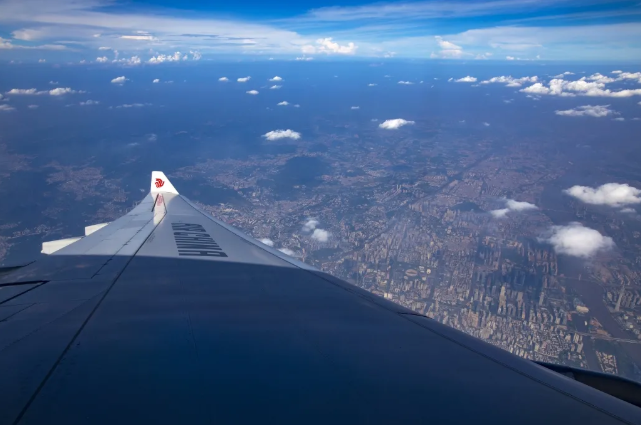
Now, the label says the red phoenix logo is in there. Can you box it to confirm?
[155,178,165,188]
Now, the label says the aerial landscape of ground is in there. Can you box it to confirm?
[1,58,641,382]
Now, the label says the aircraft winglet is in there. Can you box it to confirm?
[151,171,179,194]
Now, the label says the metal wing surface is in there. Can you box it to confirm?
[0,172,639,425]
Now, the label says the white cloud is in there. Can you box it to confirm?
[38,58,46,63]
[480,75,538,87]
[79,99,99,106]
[237,76,251,82]
[50,87,75,96]
[120,35,155,41]
[490,208,509,218]
[490,198,537,218]
[455,76,477,83]
[431,36,464,59]
[587,73,616,84]
[483,122,490,126]
[246,90,259,95]
[259,238,274,247]
[114,103,151,108]
[295,56,314,61]
[540,222,614,258]
[0,104,15,112]
[5,87,80,96]
[270,85,281,89]
[262,129,301,140]
[307,37,357,55]
[148,52,183,64]
[555,105,616,118]
[302,219,319,232]
[27,104,38,109]
[617,72,641,83]
[269,76,283,81]
[277,101,289,106]
[311,228,330,242]
[278,248,295,256]
[293,104,300,107]
[521,78,641,98]
[506,56,515,60]
[613,117,625,121]
[398,81,413,85]
[98,46,111,50]
[113,55,141,66]
[301,45,316,54]
[506,199,537,211]
[379,118,415,129]
[368,83,377,86]
[564,183,641,206]
[620,208,636,214]
[96,56,108,63]
[612,70,623,74]
[49,81,58,85]
[152,78,160,83]
[111,76,127,84]
[552,71,574,78]
[351,106,360,109]
[6,88,39,95]
[435,36,461,50]
[218,77,229,82]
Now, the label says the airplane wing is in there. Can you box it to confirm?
[0,172,640,425]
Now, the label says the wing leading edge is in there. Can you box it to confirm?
[0,172,639,425]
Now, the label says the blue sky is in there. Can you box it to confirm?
[0,0,640,62]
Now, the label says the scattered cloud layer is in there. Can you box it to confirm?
[555,105,617,118]
[540,222,614,258]
[521,76,641,98]
[564,183,641,206]
[6,87,79,96]
[2,1,641,61]
[481,75,538,87]
[79,99,99,105]
[398,81,413,85]
[379,118,415,129]
[262,129,301,140]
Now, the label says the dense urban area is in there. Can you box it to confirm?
[2,102,641,383]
